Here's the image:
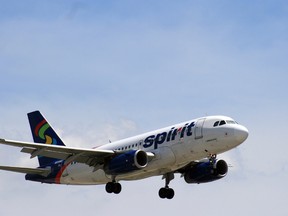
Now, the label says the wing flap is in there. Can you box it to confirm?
[21,147,70,160]
[0,166,50,177]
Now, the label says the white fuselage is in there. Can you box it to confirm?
[59,116,248,185]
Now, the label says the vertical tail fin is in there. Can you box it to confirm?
[27,111,65,167]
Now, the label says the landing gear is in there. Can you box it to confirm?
[159,187,174,199]
[159,173,175,199]
[105,182,122,194]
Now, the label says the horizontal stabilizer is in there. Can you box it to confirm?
[0,165,50,177]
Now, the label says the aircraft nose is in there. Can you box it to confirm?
[234,125,249,143]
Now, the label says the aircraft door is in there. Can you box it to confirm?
[138,140,143,150]
[195,118,205,139]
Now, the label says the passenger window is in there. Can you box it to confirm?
[213,121,219,127]
[219,120,226,126]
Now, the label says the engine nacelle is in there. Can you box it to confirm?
[105,150,148,175]
[184,159,228,184]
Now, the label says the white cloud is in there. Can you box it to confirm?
[60,118,139,148]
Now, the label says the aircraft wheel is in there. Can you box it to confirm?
[114,183,122,194]
[159,187,167,199]
[166,188,175,199]
[105,182,114,193]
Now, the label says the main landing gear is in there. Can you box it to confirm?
[105,173,176,199]
[158,173,175,199]
[105,181,122,194]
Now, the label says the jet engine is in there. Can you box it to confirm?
[184,159,228,184]
[105,150,148,175]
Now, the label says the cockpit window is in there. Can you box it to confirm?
[219,120,226,126]
[214,119,235,127]
[226,120,236,124]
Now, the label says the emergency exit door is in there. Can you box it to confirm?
[195,118,205,139]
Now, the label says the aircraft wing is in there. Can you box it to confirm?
[0,138,115,167]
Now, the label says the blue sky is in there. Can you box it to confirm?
[0,0,288,215]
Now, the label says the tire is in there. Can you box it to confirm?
[166,188,175,199]
[114,183,122,194]
[105,182,114,193]
[159,187,167,199]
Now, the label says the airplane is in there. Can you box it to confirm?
[0,111,248,199]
